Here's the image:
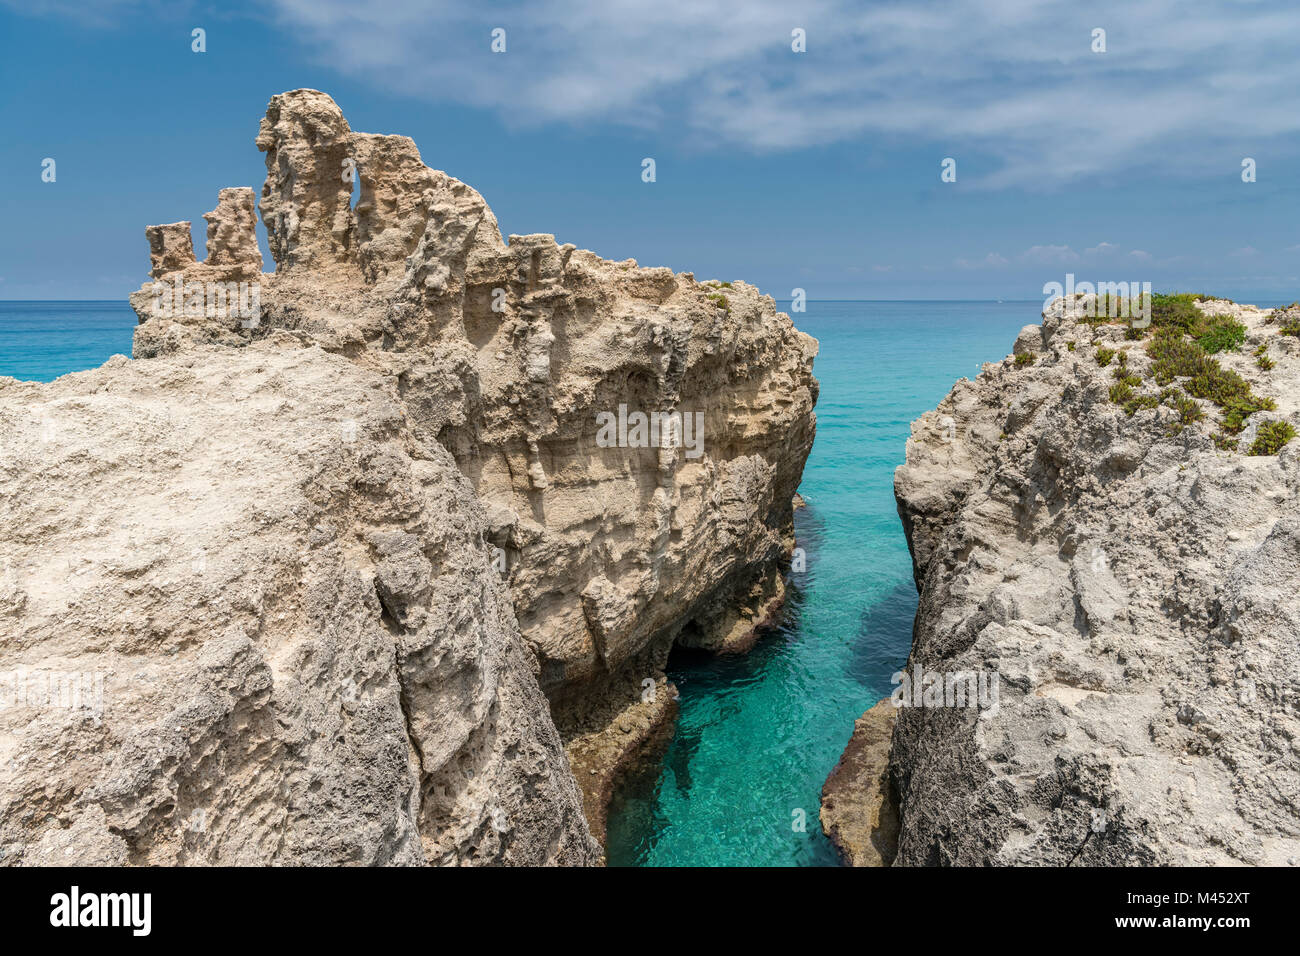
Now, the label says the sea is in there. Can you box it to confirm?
[0,297,1083,866]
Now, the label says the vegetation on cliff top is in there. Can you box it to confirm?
[1249,421,1297,456]
[1087,292,1294,454]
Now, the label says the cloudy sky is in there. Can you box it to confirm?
[3,0,1299,299]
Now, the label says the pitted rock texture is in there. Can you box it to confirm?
[0,89,816,864]
[0,343,597,865]
[201,187,263,279]
[127,89,819,838]
[835,296,1300,865]
[145,221,196,280]
[819,698,898,866]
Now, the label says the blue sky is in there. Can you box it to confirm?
[3,0,1300,301]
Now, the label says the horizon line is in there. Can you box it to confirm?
[0,297,1057,304]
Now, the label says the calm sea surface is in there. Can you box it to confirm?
[0,298,1146,866]
[606,300,1048,866]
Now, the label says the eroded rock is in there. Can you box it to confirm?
[828,295,1300,866]
[9,88,818,863]
[0,344,597,865]
[820,698,899,866]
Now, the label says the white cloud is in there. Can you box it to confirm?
[1129,250,1152,261]
[17,0,1300,188]
[256,0,1300,187]
[956,252,1008,269]
[1085,242,1119,256]
[1019,244,1079,265]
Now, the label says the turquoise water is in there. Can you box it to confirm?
[0,298,1033,867]
[0,301,136,382]
[605,301,1037,867]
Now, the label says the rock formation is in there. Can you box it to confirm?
[819,699,898,866]
[0,344,594,864]
[1,90,818,864]
[824,295,1300,866]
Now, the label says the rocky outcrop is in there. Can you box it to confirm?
[826,295,1300,866]
[1,90,817,864]
[565,676,679,848]
[0,344,595,864]
[819,698,898,866]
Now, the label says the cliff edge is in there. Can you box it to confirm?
[0,90,818,864]
[0,344,595,864]
[824,294,1300,865]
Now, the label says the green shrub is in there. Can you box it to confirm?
[1268,303,1299,327]
[1096,346,1116,367]
[1015,352,1036,367]
[1109,381,1134,405]
[1212,432,1239,451]
[1066,340,1076,351]
[1186,364,1252,406]
[1196,318,1247,354]
[1168,394,1205,434]
[1221,394,1277,433]
[1146,324,1276,433]
[1147,327,1208,383]
[1151,292,1211,336]
[1123,394,1160,416]
[705,292,730,311]
[1248,421,1296,456]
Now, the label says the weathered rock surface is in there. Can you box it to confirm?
[128,90,818,847]
[819,698,898,866]
[565,676,679,848]
[0,344,596,864]
[827,296,1300,866]
[3,90,817,863]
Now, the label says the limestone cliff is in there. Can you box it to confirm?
[0,90,817,863]
[0,344,595,864]
[824,295,1300,866]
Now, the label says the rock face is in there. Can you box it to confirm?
[0,344,595,864]
[819,699,898,866]
[2,90,817,864]
[826,295,1300,866]
[131,90,819,847]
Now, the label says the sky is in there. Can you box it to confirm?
[2,0,1300,301]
